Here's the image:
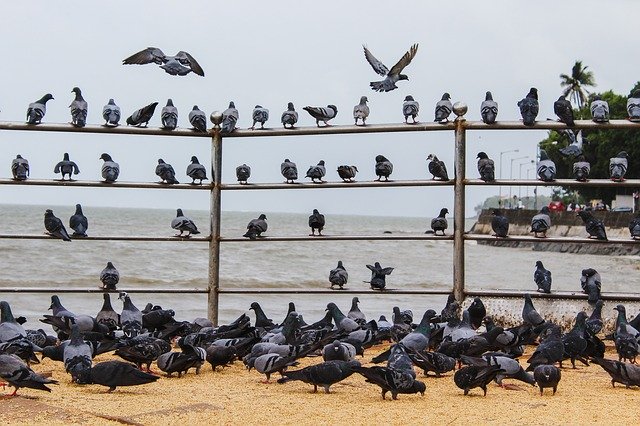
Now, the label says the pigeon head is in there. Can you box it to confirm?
[337,260,344,268]
[228,101,235,108]
[287,102,295,110]
[527,88,538,99]
[404,95,415,102]
[106,261,115,268]
[374,262,381,268]
[158,158,166,164]
[176,208,184,217]
[441,93,451,100]
[166,99,174,106]
[412,380,426,396]
[557,95,566,102]
[540,206,550,214]
[327,105,338,113]
[593,95,601,101]
[118,291,129,301]
[16,154,23,159]
[40,93,54,103]
[254,105,262,109]
[63,153,70,161]
[375,155,388,162]
[326,302,338,312]
[581,268,597,277]
[399,74,409,81]
[99,153,113,162]
[535,260,543,268]
[614,304,626,313]
[312,209,319,214]
[48,295,62,310]
[258,214,267,220]
[108,98,116,105]
[485,91,493,101]
[191,156,199,163]
[476,152,488,159]
[359,96,368,104]
[318,160,325,166]
[617,151,628,158]
[632,90,640,98]
[439,208,449,216]
[192,105,200,111]
[352,296,360,305]
[75,204,83,214]
[71,87,82,97]
[426,154,435,161]
[491,209,502,216]
[539,150,549,161]
[249,302,260,311]
[577,210,591,220]
[45,209,53,215]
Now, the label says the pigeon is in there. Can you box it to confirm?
[126,102,158,127]
[119,292,143,338]
[530,206,551,238]
[99,153,120,182]
[244,214,268,239]
[454,364,504,396]
[577,211,607,240]
[434,93,453,123]
[96,294,119,331]
[522,294,545,327]
[491,209,509,238]
[580,268,602,305]
[100,262,119,290]
[156,159,179,184]
[374,155,393,181]
[115,336,168,370]
[427,154,448,180]
[102,99,121,127]
[322,341,357,362]
[11,155,29,180]
[281,159,298,184]
[363,43,418,92]
[0,354,58,395]
[306,160,326,183]
[329,261,348,289]
[304,105,337,127]
[629,213,640,239]
[171,209,200,237]
[559,129,584,157]
[26,93,54,124]
[63,324,93,383]
[251,105,269,129]
[591,357,640,388]
[537,149,556,182]
[460,354,535,388]
[526,326,564,370]
[609,151,628,181]
[586,300,604,335]
[186,105,207,132]
[573,155,591,181]
[281,102,298,128]
[402,95,419,123]
[366,262,394,291]
[206,345,237,370]
[590,95,609,122]
[326,303,360,333]
[468,298,486,330]
[69,87,88,127]
[0,301,27,343]
[337,165,358,182]
[480,91,498,124]
[54,153,80,180]
[44,209,71,241]
[186,156,208,184]
[249,302,275,330]
[277,360,361,393]
[347,297,366,324]
[161,99,179,130]
[476,152,495,182]
[554,96,574,126]
[627,89,640,121]
[613,305,640,363]
[156,345,206,377]
[221,101,239,134]
[533,364,561,395]
[86,360,159,392]
[353,96,369,125]
[534,261,552,294]
[430,208,448,236]
[69,204,88,237]
[236,164,251,184]
[517,88,539,126]
[562,312,589,368]
[123,47,204,76]
[309,209,325,236]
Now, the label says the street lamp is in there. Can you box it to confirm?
[509,156,528,208]
[499,149,519,207]
[526,168,534,206]
[518,160,535,200]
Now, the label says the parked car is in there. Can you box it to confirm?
[611,206,633,212]
[548,201,565,212]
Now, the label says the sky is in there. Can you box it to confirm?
[1,0,639,218]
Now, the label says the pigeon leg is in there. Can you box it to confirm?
[0,382,6,390]
[9,387,18,397]
[318,230,323,236]
[310,229,315,236]
[312,384,318,393]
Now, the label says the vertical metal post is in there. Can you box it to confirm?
[452,103,467,302]
[208,112,224,325]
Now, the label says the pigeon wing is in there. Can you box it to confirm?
[123,47,166,65]
[175,51,205,76]
[363,46,389,76]
[388,44,419,76]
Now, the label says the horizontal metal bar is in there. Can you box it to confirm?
[464,119,640,131]
[221,179,454,190]
[0,178,213,190]
[218,288,452,295]
[0,121,212,138]
[0,288,208,294]
[220,235,454,242]
[465,234,639,245]
[465,178,640,188]
[0,234,210,242]
[465,289,640,302]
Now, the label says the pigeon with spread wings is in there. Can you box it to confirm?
[363,44,418,92]
[123,47,205,77]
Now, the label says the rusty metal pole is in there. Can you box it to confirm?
[452,102,468,302]
[208,112,224,325]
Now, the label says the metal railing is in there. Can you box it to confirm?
[1,107,638,324]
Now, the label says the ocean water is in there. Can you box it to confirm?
[0,204,638,325]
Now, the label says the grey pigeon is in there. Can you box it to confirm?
[99,153,120,182]
[281,102,298,128]
[188,105,206,132]
[476,152,495,182]
[399,311,432,352]
[522,293,545,327]
[337,165,358,182]
[251,105,269,129]
[186,156,208,184]
[63,324,93,383]
[430,208,448,236]
[123,47,204,76]
[253,353,299,382]
[69,87,88,127]
[461,354,535,388]
[534,261,552,294]
[0,354,57,395]
[102,99,121,127]
[408,351,456,377]
[0,301,27,343]
[627,89,640,121]
[309,209,325,236]
[629,212,640,240]
[277,360,361,393]
[554,96,574,126]
[526,326,563,370]
[366,262,394,291]
[69,204,88,237]
[454,364,504,396]
[590,95,609,122]
[161,99,179,130]
[304,105,337,127]
[591,357,640,388]
[244,214,268,239]
[580,268,602,305]
[537,149,556,182]
[326,303,360,333]
[573,155,591,181]
[126,102,158,127]
[353,96,369,125]
[517,87,539,126]
[364,43,418,92]
[577,210,607,240]
[480,91,498,124]
[322,340,357,362]
[353,363,425,400]
[54,153,80,180]
[281,159,298,184]
[530,206,551,238]
[221,101,239,134]
[156,345,206,377]
[329,261,348,289]
[434,93,453,123]
[26,93,54,124]
[44,209,71,241]
[402,95,419,123]
[375,155,393,181]
[306,160,326,183]
[11,155,29,180]
[156,159,179,184]
[427,154,448,180]
[533,364,561,395]
[119,292,143,338]
[236,164,251,184]
[347,297,366,324]
[100,262,119,290]
[86,360,159,392]
[586,300,604,335]
[559,129,584,157]
[171,208,200,237]
[609,151,628,181]
[490,209,509,238]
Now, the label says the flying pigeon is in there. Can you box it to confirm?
[309,209,325,236]
[580,268,602,305]
[85,360,159,392]
[434,93,453,123]
[68,87,88,127]
[44,209,71,241]
[476,152,495,182]
[329,261,348,289]
[26,93,54,124]
[186,156,208,184]
[480,91,498,124]
[590,95,609,122]
[353,96,369,125]
[69,204,88,237]
[363,43,418,92]
[534,261,552,293]
[554,96,574,126]
[337,165,358,182]
[374,155,393,181]
[126,102,158,127]
[430,208,448,236]
[304,105,337,127]
[530,206,551,238]
[236,164,251,184]
[281,102,298,128]
[11,155,29,180]
[100,262,119,290]
[122,47,204,76]
[366,262,394,290]
[251,105,269,129]
[577,210,607,240]
[54,153,80,180]
[517,88,539,126]
[244,214,268,239]
[0,354,58,396]
[99,153,120,182]
[156,159,179,184]
[629,213,640,240]
[491,209,509,238]
[102,99,121,127]
[306,160,326,183]
[281,159,298,184]
[402,95,419,123]
[171,209,200,237]
[627,90,640,121]
[573,155,591,181]
[537,149,556,182]
[533,364,561,395]
[427,154,448,180]
[221,101,239,134]
[161,99,178,130]
[609,151,628,181]
[559,129,584,157]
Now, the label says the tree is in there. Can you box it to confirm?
[559,61,596,109]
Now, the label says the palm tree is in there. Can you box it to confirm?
[560,61,596,109]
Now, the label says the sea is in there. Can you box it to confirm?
[1,204,638,325]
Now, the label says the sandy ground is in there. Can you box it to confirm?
[1,344,639,426]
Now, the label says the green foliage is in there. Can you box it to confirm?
[559,61,597,109]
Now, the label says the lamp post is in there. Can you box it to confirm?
[526,168,534,207]
[518,160,535,200]
[499,149,519,207]
[509,156,528,208]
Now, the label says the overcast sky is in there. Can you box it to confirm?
[1,1,638,217]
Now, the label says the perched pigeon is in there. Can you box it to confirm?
[186,105,207,132]
[278,360,361,393]
[251,105,269,129]
[434,93,453,123]
[522,294,545,327]
[44,209,71,241]
[530,206,551,238]
[102,99,121,127]
[534,261,552,294]
[580,268,602,305]
[123,47,204,76]
[99,153,120,182]
[322,340,357,362]
[491,209,509,238]
[161,99,178,130]
[454,364,504,396]
[126,102,158,127]
[517,88,539,126]
[627,90,640,121]
[533,365,561,395]
[63,324,93,383]
[609,151,628,181]
[309,209,325,236]
[69,204,88,237]
[430,208,448,236]
[537,149,556,182]
[577,210,607,240]
[329,261,348,289]
[87,360,159,392]
[306,160,326,183]
[363,43,418,92]
[374,155,393,181]
[119,292,143,338]
[186,156,208,184]
[554,96,574,126]
[353,96,370,125]
[100,262,119,290]
[586,300,604,335]
[54,153,80,180]
[11,155,29,180]
[427,154,448,180]
[0,354,58,395]
[244,214,268,239]
[156,159,179,184]
[221,101,239,134]
[573,155,591,181]
[402,95,419,123]
[236,164,251,184]
[281,159,298,184]
[281,102,298,129]
[629,213,640,239]
[590,95,609,122]
[366,262,394,291]
[476,152,495,182]
[68,87,88,127]
[591,357,640,388]
[304,105,337,127]
[337,165,358,182]
[171,209,200,237]
[559,129,584,157]
[26,93,54,124]
[480,91,498,124]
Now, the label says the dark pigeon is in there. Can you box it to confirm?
[480,91,498,124]
[609,151,628,181]
[244,214,268,239]
[95,293,119,332]
[590,95,609,122]
[236,164,251,184]
[309,209,325,236]
[454,364,504,396]
[430,208,448,236]
[374,155,393,181]
[577,210,607,240]
[69,87,88,127]
[186,156,208,185]
[249,302,275,330]
[161,99,178,130]
[281,159,298,184]
[115,336,168,371]
[613,305,640,363]
[69,204,88,237]
[517,87,539,126]
[526,325,564,370]
[206,345,237,370]
[221,101,239,134]
[337,165,358,182]
[629,213,640,239]
[123,47,204,76]
[476,152,495,182]
[189,105,207,132]
[364,43,418,92]
[304,105,337,127]
[530,206,551,238]
[460,354,535,387]
[427,154,448,180]
[87,360,159,392]
[102,99,121,127]
[251,105,269,129]
[26,93,54,124]
[329,261,348,289]
[44,209,71,241]
[522,294,545,327]
[573,155,591,181]
[468,298,486,330]
[322,340,357,362]
[119,292,143,338]
[100,262,119,290]
[171,209,200,237]
[586,300,604,335]
[157,344,206,377]
[63,324,93,383]
[534,261,552,294]
[54,153,80,180]
[491,209,509,238]
[99,153,120,182]
[561,312,589,368]
[0,354,58,395]
[580,268,602,305]
[408,351,456,377]
[366,262,394,291]
[281,102,298,128]
[402,95,419,123]
[533,364,561,395]
[11,155,29,180]
[554,96,574,126]
[434,93,452,123]
[277,360,361,393]
[126,102,158,127]
[306,160,326,183]
[156,159,179,184]
[353,364,425,400]
[537,149,556,182]
[591,357,640,388]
